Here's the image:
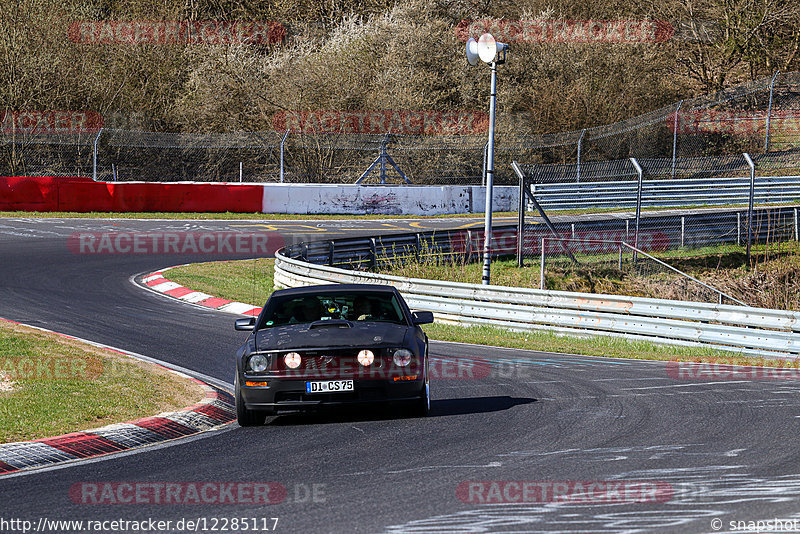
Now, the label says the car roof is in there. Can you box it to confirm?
[269,284,400,299]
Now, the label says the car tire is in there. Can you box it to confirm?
[235,377,265,427]
[414,382,430,417]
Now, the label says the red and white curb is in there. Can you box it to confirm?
[0,318,235,477]
[142,267,260,316]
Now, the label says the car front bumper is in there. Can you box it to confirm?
[239,377,425,412]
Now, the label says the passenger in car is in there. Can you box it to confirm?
[294,296,322,322]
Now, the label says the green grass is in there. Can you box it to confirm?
[0,321,205,443]
[167,259,275,305]
[163,258,796,368]
[423,322,798,368]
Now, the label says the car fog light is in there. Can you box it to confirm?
[248,354,270,373]
[392,349,413,367]
[284,352,302,369]
[357,349,375,366]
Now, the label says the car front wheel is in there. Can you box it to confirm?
[414,382,430,417]
[235,376,265,427]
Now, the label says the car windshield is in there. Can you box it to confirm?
[260,291,406,327]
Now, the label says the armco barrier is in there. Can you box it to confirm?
[0,177,264,213]
[529,175,800,210]
[274,250,800,360]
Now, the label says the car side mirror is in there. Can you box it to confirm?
[235,316,256,331]
[411,311,434,325]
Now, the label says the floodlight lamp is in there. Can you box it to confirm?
[476,33,509,65]
[466,38,479,66]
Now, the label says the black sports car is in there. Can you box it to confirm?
[233,283,434,425]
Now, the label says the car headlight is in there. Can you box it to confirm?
[247,354,270,373]
[284,352,302,369]
[357,349,375,366]
[392,349,413,367]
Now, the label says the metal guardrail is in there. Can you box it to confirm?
[528,175,800,210]
[282,207,800,272]
[274,251,800,359]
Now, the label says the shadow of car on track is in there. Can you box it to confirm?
[261,395,537,426]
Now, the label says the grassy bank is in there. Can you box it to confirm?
[0,321,205,443]
[167,259,275,305]
[165,258,797,368]
[385,241,800,310]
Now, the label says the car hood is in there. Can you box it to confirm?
[254,321,410,350]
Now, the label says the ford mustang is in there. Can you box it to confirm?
[233,283,433,425]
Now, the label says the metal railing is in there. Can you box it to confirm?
[530,236,747,305]
[274,250,800,360]
[520,175,800,210]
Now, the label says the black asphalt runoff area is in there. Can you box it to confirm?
[1,217,800,533]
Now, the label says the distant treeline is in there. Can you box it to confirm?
[2,0,798,135]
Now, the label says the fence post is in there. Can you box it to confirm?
[672,100,682,178]
[618,244,623,270]
[92,128,103,181]
[765,71,780,152]
[517,170,525,267]
[630,157,644,263]
[576,129,586,182]
[239,161,243,182]
[795,208,798,241]
[328,241,335,266]
[743,153,756,264]
[370,237,377,270]
[482,141,489,187]
[540,237,546,290]
[279,129,289,183]
[681,216,685,247]
[737,212,741,246]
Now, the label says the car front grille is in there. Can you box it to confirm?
[272,348,420,380]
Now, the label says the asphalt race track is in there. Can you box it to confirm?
[2,217,800,533]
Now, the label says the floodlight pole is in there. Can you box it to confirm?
[481,61,498,285]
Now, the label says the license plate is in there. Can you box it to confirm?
[306,380,354,394]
